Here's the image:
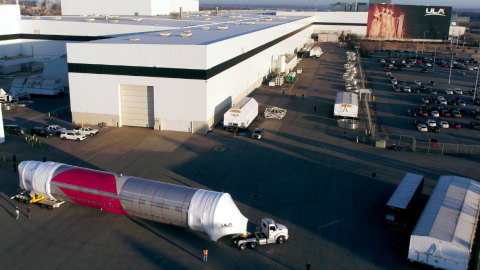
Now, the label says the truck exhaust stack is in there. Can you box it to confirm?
[18,161,248,241]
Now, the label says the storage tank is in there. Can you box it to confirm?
[18,161,248,241]
[280,55,286,74]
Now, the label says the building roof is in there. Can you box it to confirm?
[412,176,480,251]
[386,173,424,210]
[21,11,309,45]
[335,92,358,106]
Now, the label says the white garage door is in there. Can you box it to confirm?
[120,85,154,128]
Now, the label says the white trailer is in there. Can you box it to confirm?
[224,97,258,130]
[310,46,323,58]
[13,78,64,97]
[334,92,358,118]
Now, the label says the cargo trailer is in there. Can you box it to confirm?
[333,92,358,118]
[385,173,424,230]
[223,97,258,130]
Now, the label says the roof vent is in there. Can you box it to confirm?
[52,17,61,20]
[192,15,199,17]
[154,24,160,26]
[160,33,171,37]
[203,18,210,21]
[246,21,255,25]
[132,18,142,22]
[265,18,273,22]
[234,22,240,25]
[110,15,119,18]
[218,26,228,30]
[85,18,95,22]
[110,20,119,23]
[277,16,287,19]
[32,17,40,20]
[130,38,140,41]
[181,32,192,37]
[202,27,210,30]
[185,30,191,32]
[201,14,209,17]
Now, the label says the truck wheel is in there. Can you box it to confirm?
[277,236,285,244]
[76,138,80,142]
[238,243,247,251]
[90,133,94,136]
[249,242,257,249]
[40,204,44,209]
[47,205,53,210]
[62,137,66,140]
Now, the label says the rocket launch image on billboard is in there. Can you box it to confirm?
[366,4,452,40]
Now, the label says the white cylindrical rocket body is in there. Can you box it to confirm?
[18,161,248,241]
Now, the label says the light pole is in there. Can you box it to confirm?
[416,37,420,59]
[433,44,437,72]
[422,31,428,58]
[473,67,479,103]
[448,51,454,85]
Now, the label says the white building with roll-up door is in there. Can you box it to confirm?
[408,176,480,270]
[0,4,393,133]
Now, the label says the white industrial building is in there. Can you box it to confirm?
[0,3,457,133]
[408,176,480,270]
[61,0,199,16]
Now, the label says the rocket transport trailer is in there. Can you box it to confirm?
[223,97,258,130]
[333,92,359,119]
[384,173,424,230]
[14,161,249,242]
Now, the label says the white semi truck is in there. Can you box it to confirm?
[223,97,258,130]
[231,218,289,250]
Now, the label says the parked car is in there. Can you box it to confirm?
[31,127,54,138]
[450,122,462,129]
[399,80,406,85]
[458,70,465,75]
[420,110,428,117]
[459,108,468,115]
[445,88,453,95]
[421,98,429,104]
[452,110,461,118]
[421,68,427,73]
[403,86,411,93]
[428,81,435,86]
[414,80,421,85]
[427,119,437,127]
[73,126,99,136]
[392,85,401,92]
[44,125,66,135]
[429,89,437,94]
[458,100,466,106]
[419,85,426,92]
[471,121,480,130]
[4,125,26,135]
[471,109,480,119]
[454,88,463,95]
[429,126,441,133]
[440,110,451,117]
[430,111,439,117]
[417,124,428,132]
[429,139,440,147]
[252,128,264,139]
[408,110,417,117]
[439,121,449,128]
[391,79,398,84]
[414,120,423,126]
[59,131,86,141]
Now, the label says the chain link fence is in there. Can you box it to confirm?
[374,134,480,157]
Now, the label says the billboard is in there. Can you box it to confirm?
[366,4,452,40]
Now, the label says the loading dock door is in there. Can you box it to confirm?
[318,33,338,43]
[120,85,154,128]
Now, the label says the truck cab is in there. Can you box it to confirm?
[232,218,289,250]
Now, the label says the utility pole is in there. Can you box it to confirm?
[433,44,436,72]
[416,38,419,59]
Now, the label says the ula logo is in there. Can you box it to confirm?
[221,223,233,227]
[425,8,446,16]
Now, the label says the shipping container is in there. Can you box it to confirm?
[333,92,358,118]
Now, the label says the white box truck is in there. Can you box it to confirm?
[224,97,258,130]
[333,92,358,118]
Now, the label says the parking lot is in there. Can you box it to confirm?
[363,52,480,149]
[1,43,480,270]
